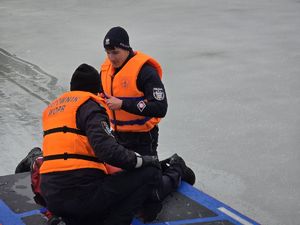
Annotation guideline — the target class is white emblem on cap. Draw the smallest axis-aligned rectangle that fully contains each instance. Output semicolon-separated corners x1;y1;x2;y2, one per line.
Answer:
105;38;110;45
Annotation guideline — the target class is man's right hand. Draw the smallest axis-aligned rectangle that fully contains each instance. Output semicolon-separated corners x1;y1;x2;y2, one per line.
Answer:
142;155;161;169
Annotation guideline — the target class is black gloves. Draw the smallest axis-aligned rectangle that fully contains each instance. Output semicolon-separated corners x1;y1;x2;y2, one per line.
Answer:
135;153;161;169
142;155;161;169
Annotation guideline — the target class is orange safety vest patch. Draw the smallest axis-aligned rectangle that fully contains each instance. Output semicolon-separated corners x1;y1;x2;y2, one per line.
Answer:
40;91;108;174
101;51;163;132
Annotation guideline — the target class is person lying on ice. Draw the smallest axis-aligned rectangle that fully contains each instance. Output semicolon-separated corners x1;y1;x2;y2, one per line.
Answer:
15;64;196;225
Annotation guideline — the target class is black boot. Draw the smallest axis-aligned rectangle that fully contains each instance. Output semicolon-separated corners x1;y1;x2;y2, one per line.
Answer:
15;147;42;173
168;154;196;185
159;156;172;171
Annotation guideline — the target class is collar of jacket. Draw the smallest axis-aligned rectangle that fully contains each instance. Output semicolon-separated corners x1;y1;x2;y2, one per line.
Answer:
114;50;135;75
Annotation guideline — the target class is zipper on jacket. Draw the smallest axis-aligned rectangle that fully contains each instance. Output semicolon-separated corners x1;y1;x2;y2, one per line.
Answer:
110;74;118;132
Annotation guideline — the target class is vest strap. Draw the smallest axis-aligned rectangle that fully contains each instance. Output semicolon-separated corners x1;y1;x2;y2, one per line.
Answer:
43;126;86;137
118;96;144;101
111;117;151;126
43;153;102;163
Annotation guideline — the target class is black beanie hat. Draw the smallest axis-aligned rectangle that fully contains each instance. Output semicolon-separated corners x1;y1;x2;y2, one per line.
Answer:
70;64;100;93
103;26;131;51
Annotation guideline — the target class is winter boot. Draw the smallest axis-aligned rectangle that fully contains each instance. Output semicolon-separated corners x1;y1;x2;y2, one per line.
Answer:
15;147;42;173
168;154;196;185
159;157;171;171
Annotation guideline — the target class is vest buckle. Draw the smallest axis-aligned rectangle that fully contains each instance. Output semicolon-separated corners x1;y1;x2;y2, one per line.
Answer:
62;126;68;133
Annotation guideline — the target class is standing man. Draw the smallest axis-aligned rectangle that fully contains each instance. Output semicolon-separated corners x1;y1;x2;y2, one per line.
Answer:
100;26;195;220
100;26;166;157
39;64;162;225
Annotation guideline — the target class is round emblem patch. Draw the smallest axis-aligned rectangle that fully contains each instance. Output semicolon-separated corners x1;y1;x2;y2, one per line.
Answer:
153;88;165;101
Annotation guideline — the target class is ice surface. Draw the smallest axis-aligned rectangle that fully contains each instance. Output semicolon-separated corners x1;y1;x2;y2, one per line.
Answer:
1;1;300;224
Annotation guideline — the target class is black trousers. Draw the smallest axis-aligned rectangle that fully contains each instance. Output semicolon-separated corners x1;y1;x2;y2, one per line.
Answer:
114;126;181;202
43;167;161;225
113;126;159;156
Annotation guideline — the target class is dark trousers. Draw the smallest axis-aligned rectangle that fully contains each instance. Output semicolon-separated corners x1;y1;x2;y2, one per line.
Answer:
113;126;159;156
43;167;161;225
114;126;181;202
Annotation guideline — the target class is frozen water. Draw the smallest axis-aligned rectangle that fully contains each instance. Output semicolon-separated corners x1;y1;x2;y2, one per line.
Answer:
1;0;300;224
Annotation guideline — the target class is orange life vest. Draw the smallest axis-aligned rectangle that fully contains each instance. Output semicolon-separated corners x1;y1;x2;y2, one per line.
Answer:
101;51;163;132
40;91;108;174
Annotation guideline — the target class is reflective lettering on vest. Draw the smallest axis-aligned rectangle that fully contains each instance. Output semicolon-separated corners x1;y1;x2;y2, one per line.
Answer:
40;91;108;174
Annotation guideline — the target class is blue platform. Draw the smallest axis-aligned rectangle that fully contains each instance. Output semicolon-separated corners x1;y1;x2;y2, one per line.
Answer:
0;173;260;225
